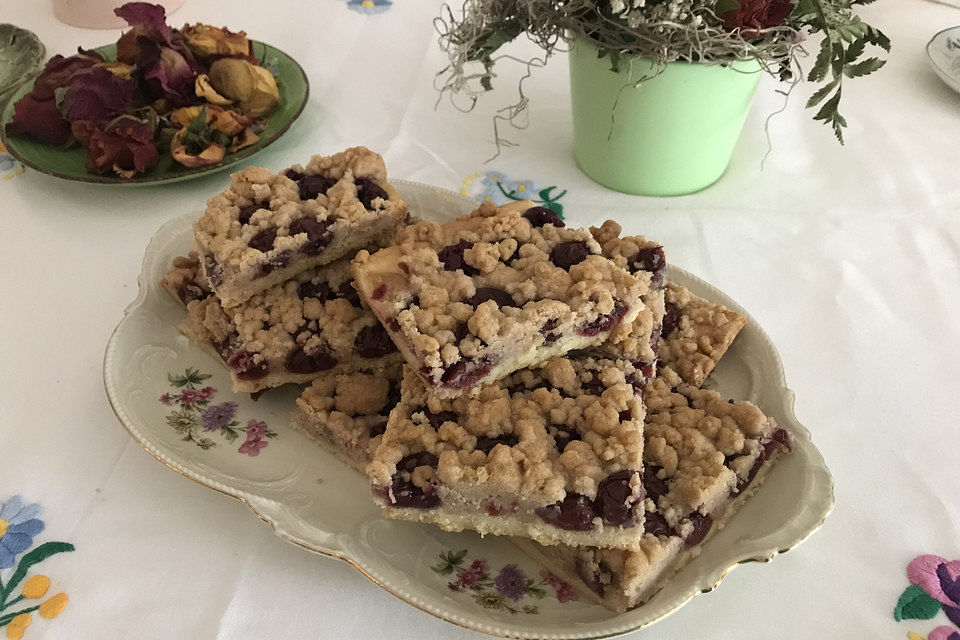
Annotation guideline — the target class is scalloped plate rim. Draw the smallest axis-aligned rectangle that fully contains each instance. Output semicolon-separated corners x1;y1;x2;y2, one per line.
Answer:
103;180;835;639
926;25;960;94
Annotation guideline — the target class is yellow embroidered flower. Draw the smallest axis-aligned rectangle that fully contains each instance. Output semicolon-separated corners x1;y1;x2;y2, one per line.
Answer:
517;184;527;192
908;633;927;640
22;575;50;599
38;593;68;619
5;613;30;639
0;518;8;538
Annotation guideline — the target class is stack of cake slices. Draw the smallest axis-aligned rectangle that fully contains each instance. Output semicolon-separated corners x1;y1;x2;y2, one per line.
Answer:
162;152;792;611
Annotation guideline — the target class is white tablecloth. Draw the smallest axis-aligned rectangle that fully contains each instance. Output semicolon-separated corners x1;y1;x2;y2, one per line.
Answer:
1;1;959;638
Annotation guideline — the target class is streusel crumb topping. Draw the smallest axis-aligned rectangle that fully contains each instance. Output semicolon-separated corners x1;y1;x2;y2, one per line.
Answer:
194;146;405;268
367;356;645;505
353;201;650;375
660;283;747;387
643;366;775;513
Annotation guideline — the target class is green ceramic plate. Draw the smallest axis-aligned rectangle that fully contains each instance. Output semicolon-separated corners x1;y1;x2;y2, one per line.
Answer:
0;40;308;185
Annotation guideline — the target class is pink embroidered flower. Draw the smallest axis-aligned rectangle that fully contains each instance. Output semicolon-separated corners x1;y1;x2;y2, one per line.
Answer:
909;556;960;607
930;626;960;640
239;437;267;456
159;393;173;405
456;559;488;587
541;570;578;603
245;419;268;439
197;386;216;401
178;388;204;405
447;582;462;592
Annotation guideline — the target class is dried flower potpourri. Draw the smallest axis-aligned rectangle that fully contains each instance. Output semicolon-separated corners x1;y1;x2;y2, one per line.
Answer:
4;2;282;178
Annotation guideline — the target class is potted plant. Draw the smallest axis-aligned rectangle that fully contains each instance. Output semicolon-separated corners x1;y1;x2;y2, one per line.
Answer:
436;0;889;196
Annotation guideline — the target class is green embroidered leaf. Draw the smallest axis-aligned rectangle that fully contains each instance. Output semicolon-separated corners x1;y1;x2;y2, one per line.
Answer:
221;426;239;442
894;585;941;621
265;430;278;438
2;542;75;600
522;605;538;614
0;605;40;627
544;201;563;217
196;437;216;450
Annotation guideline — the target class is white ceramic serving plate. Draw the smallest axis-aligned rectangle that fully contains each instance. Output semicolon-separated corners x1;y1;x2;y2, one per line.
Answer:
927;26;960;94
104;181;834;639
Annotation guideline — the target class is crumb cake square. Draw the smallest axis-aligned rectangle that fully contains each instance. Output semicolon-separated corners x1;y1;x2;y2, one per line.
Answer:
352;200;652;399
290;365;402;473
587;220;667;390
161;253;403;393
195;146;408;308
513;366;791;611
366;355;648;549
660;282;746;387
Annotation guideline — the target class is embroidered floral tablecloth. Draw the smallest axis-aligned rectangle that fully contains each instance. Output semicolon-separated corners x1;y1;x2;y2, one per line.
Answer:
1;0;959;638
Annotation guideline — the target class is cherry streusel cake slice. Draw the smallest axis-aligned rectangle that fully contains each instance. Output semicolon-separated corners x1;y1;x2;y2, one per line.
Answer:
587;220;667;393
161;253;402;393
513;366;791;611
352;200;652;399
290;364;402;473
195;146;408;308
366;355;648;549
660;282;746;387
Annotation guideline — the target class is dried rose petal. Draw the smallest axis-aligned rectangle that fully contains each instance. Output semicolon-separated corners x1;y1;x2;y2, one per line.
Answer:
207;58;279;117
181;23;250;57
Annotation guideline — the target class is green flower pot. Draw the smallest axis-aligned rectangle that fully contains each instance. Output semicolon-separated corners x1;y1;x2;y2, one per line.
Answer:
569;39;762;196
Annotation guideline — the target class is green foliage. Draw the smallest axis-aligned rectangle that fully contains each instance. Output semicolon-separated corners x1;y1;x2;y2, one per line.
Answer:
168;367;211;388
431;548;468;575
894;585;942;621
0;542;75;604
183;107;232;155
796;0;889;142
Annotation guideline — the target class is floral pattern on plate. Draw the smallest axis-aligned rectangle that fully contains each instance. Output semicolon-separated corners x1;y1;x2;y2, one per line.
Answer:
160;368;277;454
433;549;576;614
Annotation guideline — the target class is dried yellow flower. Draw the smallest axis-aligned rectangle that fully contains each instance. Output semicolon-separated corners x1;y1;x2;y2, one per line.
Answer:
208;59;279;118
195;75;234;106
181;23;249;57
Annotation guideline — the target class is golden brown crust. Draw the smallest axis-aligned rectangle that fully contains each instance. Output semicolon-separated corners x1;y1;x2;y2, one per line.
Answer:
194;147;407;307
293;365;403;465
367;356;646;505
660;283;746;387
177;256;402;392
352;201;650;396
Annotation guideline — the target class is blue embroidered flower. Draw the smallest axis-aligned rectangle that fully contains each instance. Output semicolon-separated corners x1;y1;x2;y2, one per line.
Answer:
477;171;542;205
464;171;567;218
0;154;16;173
201;402;238;431
0;496;45;569
347;0;392;14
